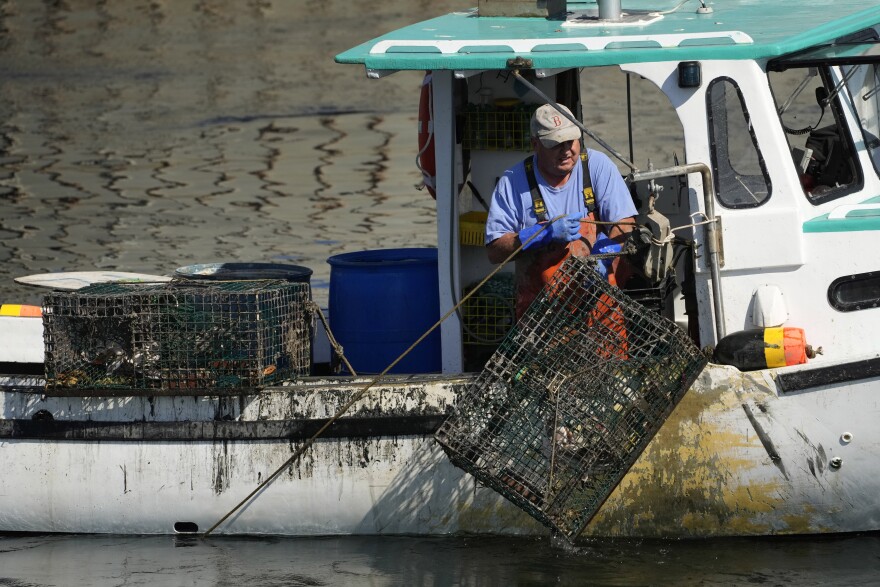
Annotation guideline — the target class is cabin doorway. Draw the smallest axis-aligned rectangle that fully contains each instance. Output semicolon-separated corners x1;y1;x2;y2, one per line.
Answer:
456;66;690;370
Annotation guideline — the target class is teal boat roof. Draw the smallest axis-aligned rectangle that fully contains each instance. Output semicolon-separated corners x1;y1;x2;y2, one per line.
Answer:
336;0;880;73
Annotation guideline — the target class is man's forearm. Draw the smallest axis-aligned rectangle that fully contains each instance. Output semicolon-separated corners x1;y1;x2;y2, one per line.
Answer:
608;216;635;241
486;233;519;264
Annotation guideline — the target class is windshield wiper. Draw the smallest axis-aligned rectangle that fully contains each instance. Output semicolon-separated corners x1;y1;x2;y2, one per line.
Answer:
863;66;880;101
778;68;817;115
824;65;860;106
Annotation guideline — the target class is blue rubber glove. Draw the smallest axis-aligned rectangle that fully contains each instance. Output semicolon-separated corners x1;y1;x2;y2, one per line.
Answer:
518;213;582;251
592;237;621;280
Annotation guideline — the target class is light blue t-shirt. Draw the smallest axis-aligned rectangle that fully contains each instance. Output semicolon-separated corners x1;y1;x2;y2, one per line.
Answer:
485;149;637;244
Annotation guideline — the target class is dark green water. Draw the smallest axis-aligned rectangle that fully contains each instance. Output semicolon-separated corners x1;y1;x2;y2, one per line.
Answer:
2;533;880;586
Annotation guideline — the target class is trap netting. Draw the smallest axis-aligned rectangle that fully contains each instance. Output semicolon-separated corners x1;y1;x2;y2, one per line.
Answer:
43;279;311;392
435;256;707;541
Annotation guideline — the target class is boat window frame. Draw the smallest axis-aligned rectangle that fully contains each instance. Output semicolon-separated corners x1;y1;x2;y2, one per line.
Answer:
828;270;880;312
767;65;865;206
706;76;773;210
768;29;878;202
768;32;880;73
840;59;880;182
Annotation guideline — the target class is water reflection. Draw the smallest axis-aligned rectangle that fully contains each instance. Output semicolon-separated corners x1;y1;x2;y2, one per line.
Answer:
0;1;446;309
1;533;878;586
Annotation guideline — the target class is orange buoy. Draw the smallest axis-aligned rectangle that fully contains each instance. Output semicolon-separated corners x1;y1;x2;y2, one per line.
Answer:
712;327;819;371
0;304;41;317
417;71;437;199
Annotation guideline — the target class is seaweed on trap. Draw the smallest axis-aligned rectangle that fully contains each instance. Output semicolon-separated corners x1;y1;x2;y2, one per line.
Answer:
42;279;311;392
435;255;707;541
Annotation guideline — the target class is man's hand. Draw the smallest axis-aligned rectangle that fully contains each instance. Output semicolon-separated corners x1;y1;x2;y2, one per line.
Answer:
591;237;621;279
518;213;582;251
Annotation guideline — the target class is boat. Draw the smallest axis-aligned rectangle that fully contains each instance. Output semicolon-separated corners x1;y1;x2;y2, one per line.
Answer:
3;0;880;539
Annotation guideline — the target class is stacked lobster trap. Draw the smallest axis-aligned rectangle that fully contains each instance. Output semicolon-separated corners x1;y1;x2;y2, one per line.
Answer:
435;256;707;541
42;279;311;392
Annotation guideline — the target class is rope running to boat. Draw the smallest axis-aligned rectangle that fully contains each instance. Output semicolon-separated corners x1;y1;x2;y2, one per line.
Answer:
203;215;599;536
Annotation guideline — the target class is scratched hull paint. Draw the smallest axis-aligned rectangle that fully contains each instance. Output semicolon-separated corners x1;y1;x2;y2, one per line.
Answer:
586;365;879;538
1;364;877;537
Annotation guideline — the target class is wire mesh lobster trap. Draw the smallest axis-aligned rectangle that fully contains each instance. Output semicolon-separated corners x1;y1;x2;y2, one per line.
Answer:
43;279;311;392
435;256;707;541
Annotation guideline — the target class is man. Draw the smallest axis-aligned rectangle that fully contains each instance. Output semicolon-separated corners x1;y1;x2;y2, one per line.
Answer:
485;103;638;319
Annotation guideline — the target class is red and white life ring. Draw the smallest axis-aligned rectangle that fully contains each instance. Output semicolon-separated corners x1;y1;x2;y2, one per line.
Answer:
417;71;436;199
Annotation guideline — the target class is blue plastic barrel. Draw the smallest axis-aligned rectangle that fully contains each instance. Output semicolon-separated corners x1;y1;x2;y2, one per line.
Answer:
327;248;441;374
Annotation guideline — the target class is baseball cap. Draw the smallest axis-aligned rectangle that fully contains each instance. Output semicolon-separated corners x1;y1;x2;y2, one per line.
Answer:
530;104;581;147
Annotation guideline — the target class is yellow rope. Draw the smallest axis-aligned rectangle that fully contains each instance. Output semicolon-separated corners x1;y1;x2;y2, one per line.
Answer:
310;303;358;377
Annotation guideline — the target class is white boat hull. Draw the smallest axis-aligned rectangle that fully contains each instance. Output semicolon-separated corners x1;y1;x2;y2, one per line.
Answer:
1;362;878;538
1;435;539;536
0;375;541;536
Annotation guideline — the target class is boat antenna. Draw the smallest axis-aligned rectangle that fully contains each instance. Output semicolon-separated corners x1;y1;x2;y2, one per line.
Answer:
509;67;638;172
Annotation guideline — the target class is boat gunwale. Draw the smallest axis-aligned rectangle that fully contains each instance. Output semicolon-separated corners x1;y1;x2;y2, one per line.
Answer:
0;372;476;397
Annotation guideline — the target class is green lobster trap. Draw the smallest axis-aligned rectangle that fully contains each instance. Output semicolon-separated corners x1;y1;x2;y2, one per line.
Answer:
43;279;311;393
461;103;538;151
461;273;516;346
435;256;707;541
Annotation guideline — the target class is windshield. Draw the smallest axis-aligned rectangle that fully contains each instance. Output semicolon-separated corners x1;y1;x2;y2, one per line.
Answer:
769;66;861;204
842;61;880;175
769;33;880;202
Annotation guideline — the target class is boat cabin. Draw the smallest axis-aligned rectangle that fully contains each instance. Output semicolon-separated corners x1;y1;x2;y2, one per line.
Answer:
337;0;880;376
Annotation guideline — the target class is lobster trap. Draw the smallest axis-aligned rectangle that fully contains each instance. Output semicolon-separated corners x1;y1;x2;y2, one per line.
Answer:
435;256;707;541
461;273;516;346
461;103;538;151
43;280;311;393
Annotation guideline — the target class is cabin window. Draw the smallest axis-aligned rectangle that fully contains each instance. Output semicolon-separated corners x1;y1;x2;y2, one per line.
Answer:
843;62;880;179
707;78;771;209
828;271;880;312
769;66;862;204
